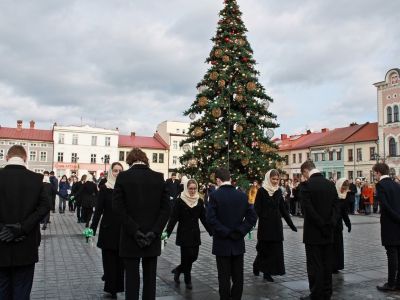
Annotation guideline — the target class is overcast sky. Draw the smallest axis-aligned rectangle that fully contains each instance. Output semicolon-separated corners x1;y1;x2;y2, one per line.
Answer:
0;0;399;138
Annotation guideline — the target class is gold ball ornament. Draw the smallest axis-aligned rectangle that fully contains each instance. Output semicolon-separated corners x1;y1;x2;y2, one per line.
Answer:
215;49;223;58
218;79;226;87
236;38;246;46
199;97;208;106
236;125;243;133
247;82;256;91
214;142;221;149
241;158;250;166
210;173;216;182
210;71;219;81
212;108;222;118
193;127;204;136
222;55;230;62
235;95;243;102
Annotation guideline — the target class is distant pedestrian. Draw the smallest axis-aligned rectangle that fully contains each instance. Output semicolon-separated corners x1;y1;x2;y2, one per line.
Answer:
354;179;362;214
166;172;181;205
346;179;356;214
362;182;374;215
76;174;98;227
58;175;69;214
373;163;400;292
72;175;86;223
0;145;50;299
49;171;58;213
206;167;257;300
248;180;259;208
204;182;215;209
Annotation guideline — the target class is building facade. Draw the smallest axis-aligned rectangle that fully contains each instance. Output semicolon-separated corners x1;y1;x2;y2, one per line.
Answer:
52;124;119;179
0;120;53;173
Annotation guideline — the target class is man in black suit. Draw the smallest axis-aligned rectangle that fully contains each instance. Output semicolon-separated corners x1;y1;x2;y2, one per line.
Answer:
373;163;400;292
49;171;58;213
206;168;257;300
0;145;50;299
113;148;171;300
346;179;356;214
165;172;181;205
299;161;340;300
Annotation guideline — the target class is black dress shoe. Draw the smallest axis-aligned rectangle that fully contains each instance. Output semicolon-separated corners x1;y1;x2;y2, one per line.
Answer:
263;274;274;282
332;270;339;274
377;283;396;291
300;295;311;300
253;267;260;276
172;268;180;284
185;282;193;289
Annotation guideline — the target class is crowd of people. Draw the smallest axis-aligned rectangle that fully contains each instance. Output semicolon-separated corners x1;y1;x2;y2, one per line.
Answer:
0;145;400;300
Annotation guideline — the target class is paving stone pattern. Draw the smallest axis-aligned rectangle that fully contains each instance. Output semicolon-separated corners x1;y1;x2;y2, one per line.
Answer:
31;209;400;299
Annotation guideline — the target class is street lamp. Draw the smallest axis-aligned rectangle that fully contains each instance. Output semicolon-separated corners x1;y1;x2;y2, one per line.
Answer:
101;155;110;174
372;153;381;163
389;167;396;179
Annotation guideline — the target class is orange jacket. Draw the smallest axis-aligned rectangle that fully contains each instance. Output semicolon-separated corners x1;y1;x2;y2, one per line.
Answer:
362;187;374;205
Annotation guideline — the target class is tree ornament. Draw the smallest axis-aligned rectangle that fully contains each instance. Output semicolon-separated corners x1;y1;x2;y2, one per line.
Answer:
235;95;243;102
183;144;192;153
241;158;250;166
262;100;270;109
199;96;208;106
189;113;196;120
212;108;222;117
260;142;270;153
218;79;226;87
222;55;230;62
236;38;246;46
193;127;204;136
225;37;230;42
247;82;256;91
210;173;216;182
266;129;274;139
236;125;243;133
214;142;221;149
242;57;247;62
215;49;223;58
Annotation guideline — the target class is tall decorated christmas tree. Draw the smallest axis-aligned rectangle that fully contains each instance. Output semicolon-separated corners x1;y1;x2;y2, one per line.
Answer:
177;0;283;189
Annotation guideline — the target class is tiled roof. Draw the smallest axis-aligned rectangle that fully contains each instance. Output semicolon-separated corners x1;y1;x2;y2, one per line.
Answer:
278;134;310;150
119;134;169;150
343;122;378;143
290;131;333;150
0;127;53;142
309;124;365;147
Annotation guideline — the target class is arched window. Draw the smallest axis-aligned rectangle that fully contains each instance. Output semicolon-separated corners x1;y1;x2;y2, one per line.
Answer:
387;107;393;123
389;138;396;156
394;105;399;122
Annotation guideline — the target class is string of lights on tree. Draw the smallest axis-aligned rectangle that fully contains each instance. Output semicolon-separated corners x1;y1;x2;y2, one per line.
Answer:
176;0;284;189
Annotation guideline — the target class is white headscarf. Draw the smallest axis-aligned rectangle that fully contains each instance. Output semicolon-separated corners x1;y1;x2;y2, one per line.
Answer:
105;164;121;189
180;178;199;208
262;169;280;196
335;177;349;199
43;175;50;183
86;174;94;182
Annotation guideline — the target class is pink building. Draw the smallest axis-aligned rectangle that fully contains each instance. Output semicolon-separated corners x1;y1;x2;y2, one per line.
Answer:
374;68;400;176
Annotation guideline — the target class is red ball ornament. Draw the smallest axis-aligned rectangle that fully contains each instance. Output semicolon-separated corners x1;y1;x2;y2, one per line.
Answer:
225;37;230;42
233;181;237;185
232;9;236;13
216;62;220;66
242;105;246;108
211;61;215;65
242;57;247;62
227;19;231;24
217;90;221;94
244;99;248;102
210;150;213;153
230;40;234;44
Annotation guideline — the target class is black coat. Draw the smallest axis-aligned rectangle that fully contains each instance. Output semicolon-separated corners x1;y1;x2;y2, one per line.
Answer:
376;177;400;246
112;164;171;258
76;182;98;208
90;185;121;250
72;181;83;205
254;188;294;241
345;183;356;203
166;178;181;200
166;197;212;247
0;165;50;267
335;200;351;232
206;185;257;256
300;173;340;245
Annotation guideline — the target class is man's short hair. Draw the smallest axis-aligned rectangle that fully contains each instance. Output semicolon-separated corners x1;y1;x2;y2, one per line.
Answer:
372;163;390;175
50;171;55;175
7;145;27;158
44;171;49;175
215;168;230;182
300;160;315;173
171;172;176;177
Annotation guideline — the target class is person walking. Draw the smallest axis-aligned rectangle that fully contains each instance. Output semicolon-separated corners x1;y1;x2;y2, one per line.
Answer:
332;178;351;274
354;179;361;214
206;167;257;300
58;175;69;214
49;171;58;213
113;148;171;300
204;182;215;210
0;145;50;299
253;169;297;282
299;161;340;300
346;179;356;215
166;172;181;205
165;178;212;289
76;174;98;227
68;177;77;213
72;175;86;223
362;182;374;215
373;163;400;292
90;163;124;299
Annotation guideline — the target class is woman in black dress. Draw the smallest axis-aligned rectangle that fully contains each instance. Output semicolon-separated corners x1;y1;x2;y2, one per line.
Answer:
253;169;297;282
90;163;124;299
76;174;98;227
165;178;212;289
332;178;351;274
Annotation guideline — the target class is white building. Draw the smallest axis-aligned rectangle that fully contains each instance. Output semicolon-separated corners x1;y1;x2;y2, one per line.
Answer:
52;123;119;179
156;121;190;177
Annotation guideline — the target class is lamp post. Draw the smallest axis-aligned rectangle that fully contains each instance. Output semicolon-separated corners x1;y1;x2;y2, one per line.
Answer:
389;167;396;179
101;155;110;174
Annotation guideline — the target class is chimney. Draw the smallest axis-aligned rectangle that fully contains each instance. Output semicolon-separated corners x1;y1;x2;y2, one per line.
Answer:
307;129;311;135
350;122;358;126
17;120;22;131
131;132;135;137
281;134;287;140
321;128;329;132
30;120;35;129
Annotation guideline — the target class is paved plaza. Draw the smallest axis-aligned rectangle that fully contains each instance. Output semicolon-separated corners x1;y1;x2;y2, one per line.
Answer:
31;210;400;300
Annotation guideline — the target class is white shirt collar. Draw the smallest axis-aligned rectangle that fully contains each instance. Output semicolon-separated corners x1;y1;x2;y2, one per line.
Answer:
379;175;390;181
221;181;231;186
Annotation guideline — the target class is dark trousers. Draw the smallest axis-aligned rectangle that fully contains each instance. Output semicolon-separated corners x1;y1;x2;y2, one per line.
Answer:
51;194;56;211
124;256;157;300
385;245;400;286
176;246;199;284
290;200;296;215
76;205;82;221
102;249;124;295
348;201;354;214
68;200;75;212
284;198;290;213
216;254;244;300
0;264;35;300
59;197;66;212
82;207;93;226
305;244;333;300
373;196;379;213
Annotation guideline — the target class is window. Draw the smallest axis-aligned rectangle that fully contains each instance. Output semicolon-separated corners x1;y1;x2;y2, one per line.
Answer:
105;137;111;146
30;151;36;161
58;133;64;144
0;141;4;145
388;107;393;123
337;151;341;160
71;153;78;162
370;147;376;160
357;171;363;178
321;153;326;161
306;152;310;160
91;136;97;146
292;154;296;164
90;154;96;163
40;144;47;147
299;153;302;163
182;129;186;134
34;169;44;174
173;141;178;150
19;142;26;146
348;149;353;161
56;169;65;178
119;151;125;161
30;143;37;147
72;134;78;145
336;172;341;179
356;148;362;161
0;149;4;160
285;155;289;165
159;153;164;163
389;138;396;156
152;153;157;163
9;142;16;145
395;105;399;122
348;171;353;180
176;129;180;134
328;152;333;161
172;156;178;165
57;152;64;162
314;154;318;162
40;152;47;162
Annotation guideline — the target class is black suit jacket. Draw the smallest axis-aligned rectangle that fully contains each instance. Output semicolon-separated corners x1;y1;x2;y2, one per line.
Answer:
112;164;171;258
76;182;98;208
0;165;50;267
254;188;294;241
376;177;400;246
345;183;356;203
166;178;181;200
300;173;340;245
91;185;121;250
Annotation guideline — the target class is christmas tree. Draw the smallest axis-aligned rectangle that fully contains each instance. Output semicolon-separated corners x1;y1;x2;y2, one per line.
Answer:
178;0;283;189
